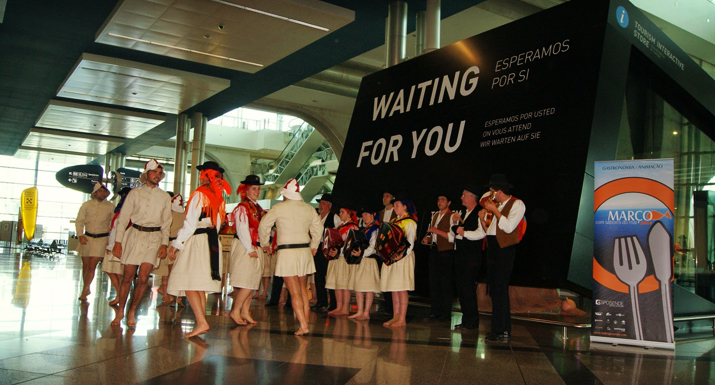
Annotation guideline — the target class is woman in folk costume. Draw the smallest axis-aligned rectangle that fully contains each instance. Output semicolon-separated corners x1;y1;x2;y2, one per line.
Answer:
348;207;381;320
326;204;359;316
103;186;131;306
156;193;185;305
258;178;323;336
227;175;266;325
167;161;231;338
381;198;418;327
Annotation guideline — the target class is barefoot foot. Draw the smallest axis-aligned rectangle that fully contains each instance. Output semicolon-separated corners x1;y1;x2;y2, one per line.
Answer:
241;313;257;324
111;312;124;326
229;312;247;326
185;324;210;338
127;311;137;328
347;313;360;319
295;327;310;336
356;314;371;321
390;321;406;327
108;297;119;306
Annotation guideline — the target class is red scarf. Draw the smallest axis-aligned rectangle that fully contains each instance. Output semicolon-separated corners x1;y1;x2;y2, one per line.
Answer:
188;185;226;228
338;221;359;240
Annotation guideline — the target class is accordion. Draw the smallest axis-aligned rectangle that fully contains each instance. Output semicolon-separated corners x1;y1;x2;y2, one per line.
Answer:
322;227;343;260
376;222;411;266
344;229;368;264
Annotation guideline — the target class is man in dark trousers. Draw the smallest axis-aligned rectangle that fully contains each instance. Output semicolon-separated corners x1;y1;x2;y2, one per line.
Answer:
476;174;526;341
311;194;341;312
424;194;456;322
449;185;482;330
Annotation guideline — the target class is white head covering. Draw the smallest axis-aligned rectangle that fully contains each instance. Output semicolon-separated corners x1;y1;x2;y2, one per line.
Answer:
92;182;106;194
279;178;302;200
171;194;184;213
139;158;164;184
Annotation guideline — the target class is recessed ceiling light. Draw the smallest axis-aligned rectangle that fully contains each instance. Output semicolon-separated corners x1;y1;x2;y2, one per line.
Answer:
107;33;264;68
211;0;329;31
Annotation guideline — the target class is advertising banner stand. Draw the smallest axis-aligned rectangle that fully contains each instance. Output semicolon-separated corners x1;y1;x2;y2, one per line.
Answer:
591;159;675;350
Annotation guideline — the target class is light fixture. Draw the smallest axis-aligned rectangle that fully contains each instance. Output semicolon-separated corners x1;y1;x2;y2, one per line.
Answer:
211;0;330;31
673;131;678;135
107;33;264;68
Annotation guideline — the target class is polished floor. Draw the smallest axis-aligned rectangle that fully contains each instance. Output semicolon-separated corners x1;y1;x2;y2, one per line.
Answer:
1;249;715;385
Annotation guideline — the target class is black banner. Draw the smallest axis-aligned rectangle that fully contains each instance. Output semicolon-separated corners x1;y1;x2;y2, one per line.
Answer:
332;0;611;291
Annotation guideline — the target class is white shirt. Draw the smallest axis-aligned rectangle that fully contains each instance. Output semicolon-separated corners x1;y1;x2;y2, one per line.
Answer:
75;199;115;235
114;185;172;246
463;196;525;240
171;192;221;251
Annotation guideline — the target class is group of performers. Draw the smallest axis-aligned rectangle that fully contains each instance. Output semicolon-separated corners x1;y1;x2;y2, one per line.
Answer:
75;158;522;340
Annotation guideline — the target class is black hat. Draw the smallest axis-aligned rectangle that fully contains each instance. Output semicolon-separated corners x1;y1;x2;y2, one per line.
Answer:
485;174;514;191
318;193;333;203
240;174;263;185
463;185;480;196
196;161;225;174
118;187;132;196
435;192;452;202
338;202;356;213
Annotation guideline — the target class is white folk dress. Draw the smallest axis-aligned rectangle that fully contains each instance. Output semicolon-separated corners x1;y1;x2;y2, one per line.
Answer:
379;216;417;292
167;192;223;297
326;222;358;291
228;202;264;290
351;224;381;293
114;185;172;267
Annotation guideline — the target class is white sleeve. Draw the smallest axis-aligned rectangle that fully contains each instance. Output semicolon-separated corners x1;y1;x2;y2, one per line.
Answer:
235;205;255;251
364;230;377;257
171;193;203;250
404;220;416;256
498;199;525;234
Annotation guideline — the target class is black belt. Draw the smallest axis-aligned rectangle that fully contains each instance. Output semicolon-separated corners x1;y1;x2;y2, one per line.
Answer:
276;243;310;251
85;232;109;238
169;236;177;241
232;234;260;247
132;224;161;232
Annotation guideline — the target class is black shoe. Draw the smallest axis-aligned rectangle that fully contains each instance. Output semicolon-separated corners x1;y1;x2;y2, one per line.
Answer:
454;323;478;330
485;331;510;341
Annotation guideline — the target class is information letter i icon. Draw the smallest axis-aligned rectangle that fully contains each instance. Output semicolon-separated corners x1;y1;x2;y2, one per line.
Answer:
616;6;629;28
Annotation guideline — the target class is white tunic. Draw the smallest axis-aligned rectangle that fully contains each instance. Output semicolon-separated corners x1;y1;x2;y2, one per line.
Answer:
258;199;322;277
75;199;115;257
380;216;417;292
114;185;172;267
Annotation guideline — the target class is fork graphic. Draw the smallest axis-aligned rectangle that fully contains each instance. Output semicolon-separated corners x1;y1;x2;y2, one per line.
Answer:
613;236;648;340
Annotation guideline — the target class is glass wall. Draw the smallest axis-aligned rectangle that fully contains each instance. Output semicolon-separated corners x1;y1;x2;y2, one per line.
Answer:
0;151;92;242
617;55;715;303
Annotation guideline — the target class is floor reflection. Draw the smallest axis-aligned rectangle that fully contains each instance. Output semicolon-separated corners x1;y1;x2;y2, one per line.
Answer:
0;251;714;384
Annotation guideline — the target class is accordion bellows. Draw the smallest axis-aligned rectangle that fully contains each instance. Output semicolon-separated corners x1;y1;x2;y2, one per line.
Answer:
376;222;410;266
344;229;368;264
322;228;343;260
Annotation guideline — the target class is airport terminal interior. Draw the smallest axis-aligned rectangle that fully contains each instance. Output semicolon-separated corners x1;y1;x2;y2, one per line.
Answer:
2;0;715;384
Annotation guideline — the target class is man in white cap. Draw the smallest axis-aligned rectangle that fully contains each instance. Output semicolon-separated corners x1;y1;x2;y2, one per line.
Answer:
111;159;172;327
75;182;114;301
258;178;323;336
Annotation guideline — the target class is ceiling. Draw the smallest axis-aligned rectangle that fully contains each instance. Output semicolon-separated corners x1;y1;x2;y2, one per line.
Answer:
1;0;713;163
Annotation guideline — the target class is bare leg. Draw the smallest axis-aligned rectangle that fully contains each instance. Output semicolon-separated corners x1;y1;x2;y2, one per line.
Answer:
358;292;374;320
383;292;400;326
309;281;317;306
257;277;270;300
279;287;288;307
349;292;364;319
390;291;408;327
126;263;154;327
159;275;170;303
112;264;138;326
185;290;210;337
79;256;101;300
330;289;349;316
107;272;122;306
229;287;251;325
284;275;310;335
240;291;257;324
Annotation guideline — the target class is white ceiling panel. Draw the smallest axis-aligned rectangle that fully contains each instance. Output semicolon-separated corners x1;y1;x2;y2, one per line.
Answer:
95;0;355;73
36;100;165;138
57;53;230;114
21;131;123;156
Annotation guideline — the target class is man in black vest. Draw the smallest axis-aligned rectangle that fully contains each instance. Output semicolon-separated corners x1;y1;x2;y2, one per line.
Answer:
478;174;525;341
450;185;483;330
423;194;456;322
312;193;340;312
